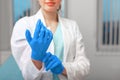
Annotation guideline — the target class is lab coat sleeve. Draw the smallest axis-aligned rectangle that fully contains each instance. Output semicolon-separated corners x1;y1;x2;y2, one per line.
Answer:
63;22;90;80
11;17;44;80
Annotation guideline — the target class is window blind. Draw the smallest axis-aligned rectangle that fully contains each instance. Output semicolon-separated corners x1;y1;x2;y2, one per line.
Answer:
97;0;120;51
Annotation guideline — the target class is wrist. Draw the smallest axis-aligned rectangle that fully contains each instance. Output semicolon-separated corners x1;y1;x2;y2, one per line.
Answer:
31;51;46;62
32;59;43;70
62;68;67;77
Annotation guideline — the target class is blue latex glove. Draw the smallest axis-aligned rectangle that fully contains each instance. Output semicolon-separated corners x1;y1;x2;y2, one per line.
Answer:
25;20;53;61
43;52;64;74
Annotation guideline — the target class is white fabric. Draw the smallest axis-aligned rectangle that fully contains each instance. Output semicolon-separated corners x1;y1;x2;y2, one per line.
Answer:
11;9;90;80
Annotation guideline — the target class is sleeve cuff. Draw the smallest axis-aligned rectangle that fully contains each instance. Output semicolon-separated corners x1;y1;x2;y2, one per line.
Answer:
25;60;44;79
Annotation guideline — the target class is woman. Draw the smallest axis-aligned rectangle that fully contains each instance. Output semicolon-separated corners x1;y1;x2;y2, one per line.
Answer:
11;0;90;80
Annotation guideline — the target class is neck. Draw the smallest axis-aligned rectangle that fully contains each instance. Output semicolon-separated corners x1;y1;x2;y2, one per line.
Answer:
41;9;59;33
42;9;58;22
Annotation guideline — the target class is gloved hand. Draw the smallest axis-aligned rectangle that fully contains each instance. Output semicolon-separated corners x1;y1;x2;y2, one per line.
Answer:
43;52;64;74
25;20;53;61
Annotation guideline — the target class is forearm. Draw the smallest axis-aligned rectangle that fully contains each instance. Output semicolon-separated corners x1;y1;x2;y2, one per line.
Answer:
32;59;43;70
62;68;67;77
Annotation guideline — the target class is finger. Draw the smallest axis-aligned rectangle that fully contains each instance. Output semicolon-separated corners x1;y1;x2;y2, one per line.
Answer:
33;19;42;39
46;55;57;71
44;29;49;42
41;29;50;52
50;60;60;69
25;29;32;44
43;52;52;63
45;54;54;67
49;56;61;69
43;30;53;51
39;27;45;39
46;60;56;71
48;30;53;42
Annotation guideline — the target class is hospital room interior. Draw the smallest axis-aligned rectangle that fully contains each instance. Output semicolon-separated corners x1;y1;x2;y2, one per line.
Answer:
0;0;120;80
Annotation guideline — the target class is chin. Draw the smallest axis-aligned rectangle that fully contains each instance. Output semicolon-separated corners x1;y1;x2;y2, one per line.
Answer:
44;7;57;13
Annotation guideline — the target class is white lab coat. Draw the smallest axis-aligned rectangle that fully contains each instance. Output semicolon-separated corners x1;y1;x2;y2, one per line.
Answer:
11;9;90;80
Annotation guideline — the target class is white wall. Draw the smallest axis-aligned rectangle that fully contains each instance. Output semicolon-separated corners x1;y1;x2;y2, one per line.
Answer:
0;0;12;51
67;0;120;80
0;0;12;64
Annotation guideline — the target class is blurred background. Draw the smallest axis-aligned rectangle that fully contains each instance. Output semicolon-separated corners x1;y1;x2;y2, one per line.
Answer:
0;0;120;80
0;0;39;65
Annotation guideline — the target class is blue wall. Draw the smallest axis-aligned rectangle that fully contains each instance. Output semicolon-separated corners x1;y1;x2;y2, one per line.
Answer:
13;0;31;22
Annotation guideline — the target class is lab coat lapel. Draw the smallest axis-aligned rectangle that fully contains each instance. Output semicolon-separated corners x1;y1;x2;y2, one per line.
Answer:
35;9;46;27
58;16;69;62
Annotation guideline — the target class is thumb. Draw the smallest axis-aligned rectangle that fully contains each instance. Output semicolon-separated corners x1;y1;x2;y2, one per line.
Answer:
25;29;32;44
